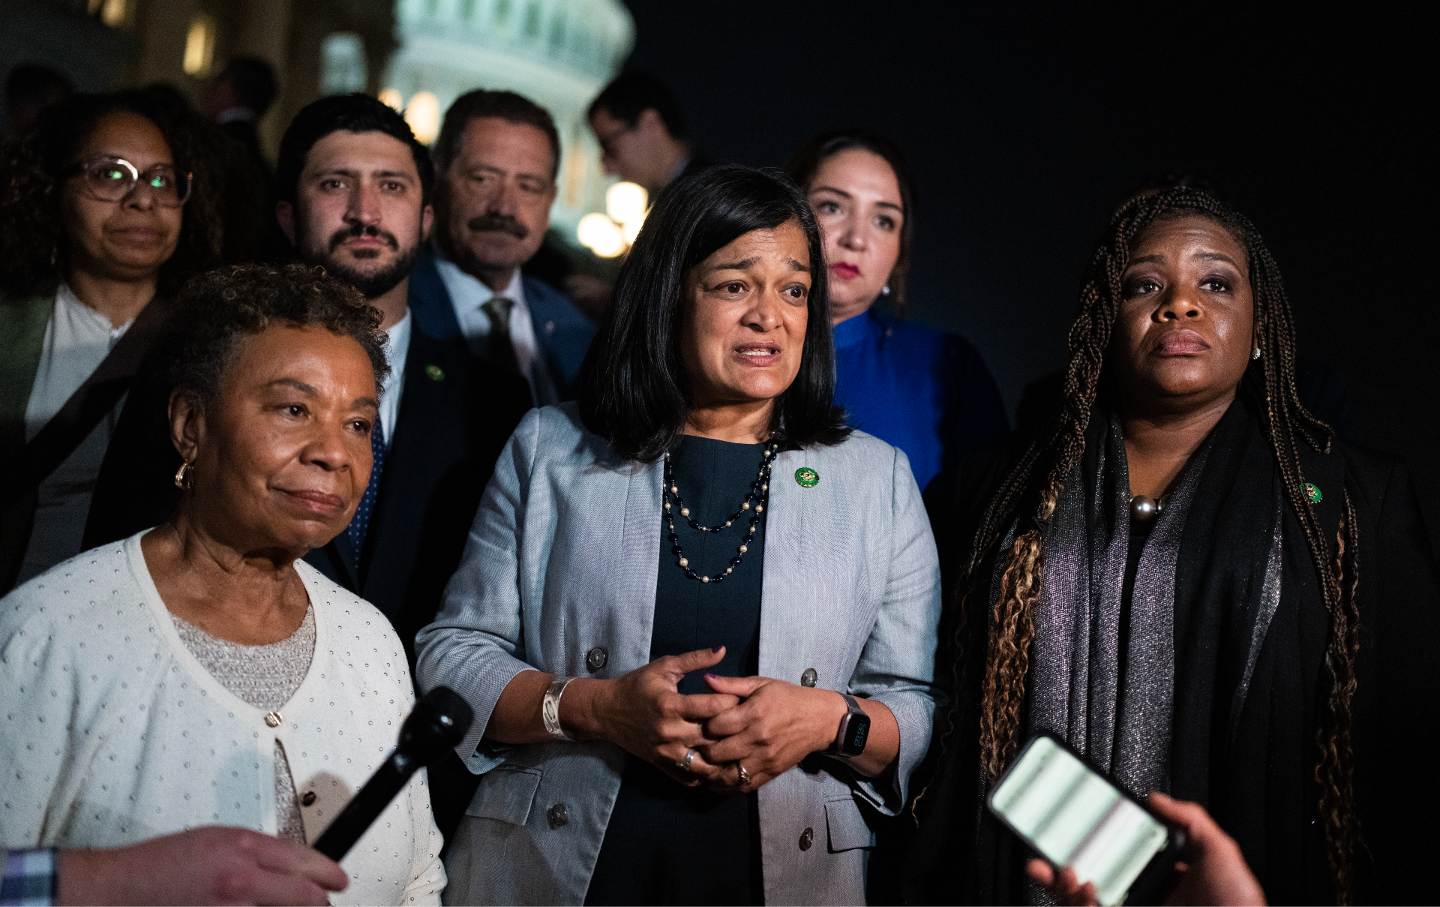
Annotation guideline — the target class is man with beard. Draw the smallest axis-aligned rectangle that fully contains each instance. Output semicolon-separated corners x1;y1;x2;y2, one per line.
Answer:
273;93;529;666
409;89;594;404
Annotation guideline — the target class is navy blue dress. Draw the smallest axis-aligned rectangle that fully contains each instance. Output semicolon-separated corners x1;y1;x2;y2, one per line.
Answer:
833;307;1008;491
584;435;766;905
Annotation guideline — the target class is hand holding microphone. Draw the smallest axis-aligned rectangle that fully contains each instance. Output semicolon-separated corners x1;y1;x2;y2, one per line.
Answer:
313;686;473;861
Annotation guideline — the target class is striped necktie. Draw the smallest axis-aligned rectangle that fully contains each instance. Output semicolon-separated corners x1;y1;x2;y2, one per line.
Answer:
345;415;386;564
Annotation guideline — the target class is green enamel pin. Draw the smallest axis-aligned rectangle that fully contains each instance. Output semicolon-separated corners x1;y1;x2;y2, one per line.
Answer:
794;467;819;488
425;363;445;382
1303;482;1323;504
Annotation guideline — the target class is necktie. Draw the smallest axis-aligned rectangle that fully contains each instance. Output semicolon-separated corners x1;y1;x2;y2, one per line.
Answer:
345;414;386;565
482;296;520;376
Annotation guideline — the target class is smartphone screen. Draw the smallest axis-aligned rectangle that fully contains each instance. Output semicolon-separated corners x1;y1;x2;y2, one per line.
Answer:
987;735;1170;906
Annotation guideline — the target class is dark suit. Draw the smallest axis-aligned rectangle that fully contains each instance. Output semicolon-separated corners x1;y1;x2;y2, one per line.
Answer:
302;325;529;654
302;324;528;846
408;246;595;401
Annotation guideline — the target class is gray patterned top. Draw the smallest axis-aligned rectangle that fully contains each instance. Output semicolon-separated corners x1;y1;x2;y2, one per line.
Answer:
171;606;316;842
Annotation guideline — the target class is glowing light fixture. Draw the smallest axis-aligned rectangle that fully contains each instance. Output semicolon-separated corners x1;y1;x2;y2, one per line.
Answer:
95;0;128;27
578;181;648;259
577;212;626;259
404;91;441;145
378;88;405;111
182;15;217;77
605;181;648;230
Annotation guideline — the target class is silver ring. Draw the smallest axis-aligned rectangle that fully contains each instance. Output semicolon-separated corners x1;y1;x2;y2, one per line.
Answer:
736;762;751;785
682;748;697;773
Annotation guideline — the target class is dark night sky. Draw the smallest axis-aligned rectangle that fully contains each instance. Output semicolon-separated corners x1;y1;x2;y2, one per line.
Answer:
620;3;1439;540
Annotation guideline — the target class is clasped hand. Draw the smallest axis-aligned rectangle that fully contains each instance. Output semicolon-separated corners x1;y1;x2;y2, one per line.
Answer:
598;645;837;792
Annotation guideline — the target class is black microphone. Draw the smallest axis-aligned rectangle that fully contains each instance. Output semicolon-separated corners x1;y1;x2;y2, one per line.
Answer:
313;685;473;861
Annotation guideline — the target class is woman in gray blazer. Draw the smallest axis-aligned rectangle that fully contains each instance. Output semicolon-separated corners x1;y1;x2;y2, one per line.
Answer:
416;166;941;905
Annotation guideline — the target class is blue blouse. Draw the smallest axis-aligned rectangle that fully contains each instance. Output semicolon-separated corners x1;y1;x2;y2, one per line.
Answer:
832;307;1008;491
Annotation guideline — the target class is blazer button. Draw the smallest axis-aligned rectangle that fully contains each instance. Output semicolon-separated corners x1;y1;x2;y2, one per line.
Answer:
800;668;818;688
798;826;814;851
586;647;609;672
301;791;317;806
547;803;569;829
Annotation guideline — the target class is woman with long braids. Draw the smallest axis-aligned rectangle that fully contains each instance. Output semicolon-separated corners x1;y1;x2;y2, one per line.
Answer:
907;186;1439;904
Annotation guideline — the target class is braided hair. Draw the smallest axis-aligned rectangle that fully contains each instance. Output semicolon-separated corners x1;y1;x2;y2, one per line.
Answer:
949;186;1361;901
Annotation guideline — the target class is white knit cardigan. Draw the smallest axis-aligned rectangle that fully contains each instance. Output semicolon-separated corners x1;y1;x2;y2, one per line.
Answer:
0;533;445;904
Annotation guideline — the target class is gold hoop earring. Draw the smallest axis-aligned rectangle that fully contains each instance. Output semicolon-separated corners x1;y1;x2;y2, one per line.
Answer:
173;460;194;490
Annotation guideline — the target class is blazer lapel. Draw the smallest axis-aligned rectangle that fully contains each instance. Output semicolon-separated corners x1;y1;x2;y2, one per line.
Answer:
362;331;449;577
592;456;664;674
408;248;463;342
757;447;830;686
0;294;54;460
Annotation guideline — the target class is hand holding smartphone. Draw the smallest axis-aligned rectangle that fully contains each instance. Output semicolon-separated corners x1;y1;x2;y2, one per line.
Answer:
986;734;1184;906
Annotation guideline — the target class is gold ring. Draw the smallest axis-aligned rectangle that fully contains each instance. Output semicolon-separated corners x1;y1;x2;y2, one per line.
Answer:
736;762;752;785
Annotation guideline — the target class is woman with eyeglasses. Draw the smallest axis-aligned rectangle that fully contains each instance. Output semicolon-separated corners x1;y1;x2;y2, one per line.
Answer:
0;89;221;592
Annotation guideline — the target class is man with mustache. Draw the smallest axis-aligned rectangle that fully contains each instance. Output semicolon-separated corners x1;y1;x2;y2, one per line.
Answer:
273;93;528;670
409;89;594;404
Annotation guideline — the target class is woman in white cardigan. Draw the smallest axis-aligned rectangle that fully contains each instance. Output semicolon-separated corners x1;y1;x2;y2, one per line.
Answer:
0;264;444;905
417;166;941;905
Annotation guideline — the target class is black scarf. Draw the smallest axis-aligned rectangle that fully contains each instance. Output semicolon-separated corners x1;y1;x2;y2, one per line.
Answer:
908;393;1352;904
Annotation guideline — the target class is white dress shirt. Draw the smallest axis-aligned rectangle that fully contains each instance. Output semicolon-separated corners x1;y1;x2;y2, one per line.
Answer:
19;283;133;583
431;247;554;404
380;309;410;442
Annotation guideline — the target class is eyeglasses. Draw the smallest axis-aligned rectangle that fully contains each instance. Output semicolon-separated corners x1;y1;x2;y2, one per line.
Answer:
68;155;193;208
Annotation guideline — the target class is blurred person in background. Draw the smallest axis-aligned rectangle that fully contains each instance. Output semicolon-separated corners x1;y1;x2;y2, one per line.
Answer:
409;89;594;404
788;130;1007;493
0;89;221;592
2;62;73;140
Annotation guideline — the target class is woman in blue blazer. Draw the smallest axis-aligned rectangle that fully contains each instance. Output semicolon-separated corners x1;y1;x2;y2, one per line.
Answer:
416;166;941;905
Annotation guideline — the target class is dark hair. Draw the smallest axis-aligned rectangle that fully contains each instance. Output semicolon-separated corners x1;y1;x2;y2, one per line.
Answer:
786;130;917;313
0;90;223;298
276;93;435;206
579;165;848;461
166;263;388;411
216;56;278;117
433;89;560;179
587;70;688;140
950;187;1360;902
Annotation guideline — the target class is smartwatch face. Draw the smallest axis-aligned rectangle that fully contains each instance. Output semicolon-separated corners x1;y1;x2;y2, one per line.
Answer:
841;713;871;755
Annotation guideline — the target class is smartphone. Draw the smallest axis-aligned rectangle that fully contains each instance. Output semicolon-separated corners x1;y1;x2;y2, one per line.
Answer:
986;733;1183;906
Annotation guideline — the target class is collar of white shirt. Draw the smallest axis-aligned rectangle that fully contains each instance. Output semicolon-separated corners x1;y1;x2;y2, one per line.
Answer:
431;243;550;403
378;308;411;442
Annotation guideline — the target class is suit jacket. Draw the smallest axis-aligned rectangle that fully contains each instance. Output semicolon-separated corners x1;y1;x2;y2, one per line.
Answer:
415;405;942;905
408;247;594;400
0;294;56;591
301;326;530;653
2;292;168;592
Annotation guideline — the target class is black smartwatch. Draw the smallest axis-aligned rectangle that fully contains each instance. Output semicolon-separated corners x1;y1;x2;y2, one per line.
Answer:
829;692;871;757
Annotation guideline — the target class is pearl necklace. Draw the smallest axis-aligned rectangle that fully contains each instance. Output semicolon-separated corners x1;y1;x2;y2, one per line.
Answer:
662;440;778;584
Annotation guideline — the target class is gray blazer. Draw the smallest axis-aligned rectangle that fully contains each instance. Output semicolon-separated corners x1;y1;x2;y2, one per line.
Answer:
416;404;941;905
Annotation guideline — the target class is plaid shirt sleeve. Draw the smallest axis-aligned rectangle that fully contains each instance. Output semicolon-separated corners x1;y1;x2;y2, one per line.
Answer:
0;850;55;907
